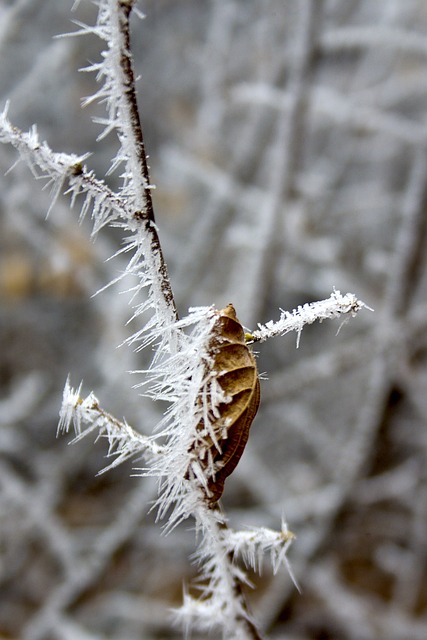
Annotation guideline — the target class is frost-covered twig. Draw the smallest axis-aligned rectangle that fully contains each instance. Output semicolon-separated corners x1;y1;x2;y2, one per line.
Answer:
177;503;266;640
73;0;178;322
223;521;297;578
248;290;370;346
58;289;370;636
58;378;165;473
0;106;88;212
0;108;175;345
59;303;277;638
0;107;137;237
0;1;177;337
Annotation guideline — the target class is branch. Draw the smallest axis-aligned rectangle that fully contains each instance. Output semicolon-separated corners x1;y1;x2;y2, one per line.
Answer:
58;378;164;472
110;0;178;319
177;504;265;640
223;521;297;579
248;289;371;346
114;0;154;221
74;0;178;322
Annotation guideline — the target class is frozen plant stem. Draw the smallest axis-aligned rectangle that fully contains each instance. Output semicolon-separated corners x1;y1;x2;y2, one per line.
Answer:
84;0;178;323
248;290;370;346
187;505;264;640
115;0;155;220
113;0;178;320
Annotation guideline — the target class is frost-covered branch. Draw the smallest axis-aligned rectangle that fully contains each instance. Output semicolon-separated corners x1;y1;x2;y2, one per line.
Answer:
0;0;177;335
56;288;368;636
249;290;370;345
183;517;298;638
0;105;89;213
58;378;165;473
74;0;178;323
59;304;290;638
57;287;367;634
0;108;175;340
0;106;131;225
223;522;297;577
177;504;266;640
77;0;149;209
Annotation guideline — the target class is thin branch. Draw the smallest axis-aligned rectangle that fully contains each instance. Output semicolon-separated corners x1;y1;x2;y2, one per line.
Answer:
110;0;178;320
178;504;266;640
60;0;178;322
0;105;177;330
115;0;154;221
248;290;370;345
58;379;164;472
223;521;297;578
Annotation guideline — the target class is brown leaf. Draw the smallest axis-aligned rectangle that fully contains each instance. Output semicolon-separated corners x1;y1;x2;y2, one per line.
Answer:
191;304;260;504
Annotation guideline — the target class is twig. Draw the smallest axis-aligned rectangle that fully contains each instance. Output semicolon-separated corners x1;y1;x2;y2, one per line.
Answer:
112;0;178;320
248;290;369;346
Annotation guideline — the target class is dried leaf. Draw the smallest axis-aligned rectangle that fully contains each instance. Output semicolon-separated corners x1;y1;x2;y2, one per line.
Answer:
191;304;260;504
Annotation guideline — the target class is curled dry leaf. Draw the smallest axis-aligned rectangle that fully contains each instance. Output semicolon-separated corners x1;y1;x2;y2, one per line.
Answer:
192;303;260;504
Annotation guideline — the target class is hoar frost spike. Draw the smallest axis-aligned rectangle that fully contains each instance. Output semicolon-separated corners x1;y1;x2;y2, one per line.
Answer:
191;303;260;504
